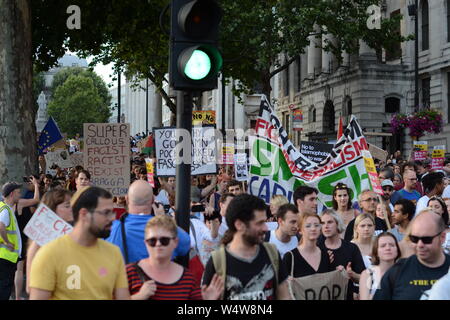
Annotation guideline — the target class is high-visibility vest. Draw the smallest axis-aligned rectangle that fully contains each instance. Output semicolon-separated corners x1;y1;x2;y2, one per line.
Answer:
0;201;19;263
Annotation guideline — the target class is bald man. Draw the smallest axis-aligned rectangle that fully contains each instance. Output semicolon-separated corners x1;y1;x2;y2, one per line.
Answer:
373;210;450;300
106;180;190;264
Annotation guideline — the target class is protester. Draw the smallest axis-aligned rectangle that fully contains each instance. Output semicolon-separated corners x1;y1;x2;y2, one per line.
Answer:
293;186;318;216
415;160;431;182
29;187;130;300
373;209;450;300
209;173;231;211
43;174;53;193
202;194;291;300
427;196;450;253
389;199;415;242
217;193;235;237
344;190;387;241
266;204;300;257
351;213;376;269
359;232;401;300
378;167;394;181
393;173;403;191
74;169;91;191
26;189;73;294
201;211;223;266
380;179;395;211
319;210;365;300
0;182;23;300
390;170;421;205
415;172;446;215
444;197;450;217
156;177;176;206
332;183;359;235
113;196;127;220
269;194;289;221
106;180;190;264
375;200;392;229
283;213;331;278
226;180;243;196
126;215;223;300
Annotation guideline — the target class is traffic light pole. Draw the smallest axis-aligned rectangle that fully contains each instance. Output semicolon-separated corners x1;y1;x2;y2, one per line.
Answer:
175;90;192;268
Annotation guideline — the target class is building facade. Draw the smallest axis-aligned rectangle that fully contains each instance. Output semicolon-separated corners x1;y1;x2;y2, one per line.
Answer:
276;0;450;156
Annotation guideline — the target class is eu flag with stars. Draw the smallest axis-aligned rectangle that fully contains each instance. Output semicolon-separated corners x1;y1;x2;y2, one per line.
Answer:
38;117;63;155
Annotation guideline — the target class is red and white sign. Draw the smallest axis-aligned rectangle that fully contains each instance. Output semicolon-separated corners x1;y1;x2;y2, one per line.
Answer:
24;203;73;246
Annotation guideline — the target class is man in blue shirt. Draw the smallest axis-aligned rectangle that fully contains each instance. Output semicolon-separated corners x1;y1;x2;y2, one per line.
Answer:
390;170;421;205
106;180;190;264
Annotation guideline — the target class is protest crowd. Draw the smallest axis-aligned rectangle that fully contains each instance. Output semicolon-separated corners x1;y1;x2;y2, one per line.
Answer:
1;113;450;301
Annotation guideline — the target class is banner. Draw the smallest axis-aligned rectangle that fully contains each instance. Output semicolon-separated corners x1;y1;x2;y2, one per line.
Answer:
45;149;73;170
23;203;73;246
368;143;388;162
249;96;371;208
154;126;217;176
363;150;383;195
292;109;303;131
413;141;428;161
288;270;349;300
234;153;249;181
83;123;130;196
431;145;446;170
145;158;155;187
193;110;216;125
300;141;333;163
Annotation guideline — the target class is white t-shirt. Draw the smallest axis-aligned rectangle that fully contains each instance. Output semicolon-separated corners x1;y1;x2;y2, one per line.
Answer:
189;218;217;250
415;195;430;216
268;230;298;258
155;190;169;205
218;220;228;237
266;222;278;231
427;268;450;300
0;205;22;257
443;185;450;198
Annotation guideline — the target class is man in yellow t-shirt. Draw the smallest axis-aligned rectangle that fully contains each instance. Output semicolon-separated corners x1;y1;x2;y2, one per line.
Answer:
29;187;130;300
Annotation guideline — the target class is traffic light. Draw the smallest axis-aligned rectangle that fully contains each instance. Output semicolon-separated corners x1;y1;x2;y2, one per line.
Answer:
169;0;223;91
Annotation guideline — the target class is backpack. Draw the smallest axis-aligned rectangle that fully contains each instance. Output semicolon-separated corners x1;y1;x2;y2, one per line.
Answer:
211;243;280;298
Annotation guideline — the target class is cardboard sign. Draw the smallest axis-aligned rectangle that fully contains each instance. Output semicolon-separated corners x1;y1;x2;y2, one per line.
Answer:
154;126;217;176
414;141;428;161
193;110;216;125
222;143;235;165
83;123;130;196
432;145;446;170
292;109;303;131
234;153;249;181
300;141;333;164
145;158;155;187
23;203;73;246
288;270;349;300
363;150;383;195
69;152;83;167
45;149;73;169
368;143;388;162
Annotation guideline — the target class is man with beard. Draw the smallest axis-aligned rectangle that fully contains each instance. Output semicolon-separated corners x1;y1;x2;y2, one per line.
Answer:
202;194;291;300
373;209;450;300
29;187;130;300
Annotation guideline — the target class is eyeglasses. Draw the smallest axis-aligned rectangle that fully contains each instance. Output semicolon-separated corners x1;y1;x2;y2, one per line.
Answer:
362;197;379;202
409;232;442;244
145;237;176;247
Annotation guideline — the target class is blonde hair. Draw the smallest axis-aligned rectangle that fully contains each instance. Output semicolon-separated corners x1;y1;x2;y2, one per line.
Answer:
270;195;289;209
145;215;178;238
321;209;346;234
353;213;375;241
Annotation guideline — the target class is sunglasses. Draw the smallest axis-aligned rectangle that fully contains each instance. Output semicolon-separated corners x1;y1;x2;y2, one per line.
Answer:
335;184;348;189
382;187;394;191
145;237;176;247
409;232;442;244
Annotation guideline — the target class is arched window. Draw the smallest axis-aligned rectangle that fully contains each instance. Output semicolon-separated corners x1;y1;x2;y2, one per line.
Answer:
309;106;316;123
323;100;335;132
421;0;429;51
385;97;400;113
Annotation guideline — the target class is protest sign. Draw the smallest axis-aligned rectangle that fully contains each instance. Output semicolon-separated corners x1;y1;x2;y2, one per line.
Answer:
222;143;235;165
363;150;383;195
234;153;249;181
69;152;83;167
193;110;216;125
292;109;303;131
45;149;73;170
300;141;333;163
431;145;446;170
154;126;217;176
83;123;130;196
288;270;349;300
23;203;73;247
249;96;371;208
413;141;428;161
145;158;155;187
368;143;388;162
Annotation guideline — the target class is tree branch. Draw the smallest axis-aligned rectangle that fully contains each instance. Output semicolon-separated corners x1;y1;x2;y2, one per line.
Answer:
269;55;299;79
147;72;176;114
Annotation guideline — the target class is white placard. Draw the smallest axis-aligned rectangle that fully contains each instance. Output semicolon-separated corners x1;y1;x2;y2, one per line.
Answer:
23;203;73;246
234;153;249;181
45;149;73;169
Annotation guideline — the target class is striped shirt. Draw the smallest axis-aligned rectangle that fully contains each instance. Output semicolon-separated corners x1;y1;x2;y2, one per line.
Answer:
126;263;202;300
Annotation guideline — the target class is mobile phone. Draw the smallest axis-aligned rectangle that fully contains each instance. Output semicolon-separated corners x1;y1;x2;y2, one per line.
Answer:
191;204;206;212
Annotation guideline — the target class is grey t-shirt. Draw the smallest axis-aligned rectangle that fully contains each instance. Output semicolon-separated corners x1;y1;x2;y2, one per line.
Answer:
389;226;405;242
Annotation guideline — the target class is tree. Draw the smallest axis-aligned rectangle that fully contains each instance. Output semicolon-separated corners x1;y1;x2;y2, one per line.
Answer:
47;75;111;136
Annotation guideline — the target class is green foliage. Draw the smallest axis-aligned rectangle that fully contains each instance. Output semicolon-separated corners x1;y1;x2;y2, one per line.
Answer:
47;75;111;136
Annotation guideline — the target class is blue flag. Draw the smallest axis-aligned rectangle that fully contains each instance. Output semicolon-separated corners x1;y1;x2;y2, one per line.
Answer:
38;117;63;155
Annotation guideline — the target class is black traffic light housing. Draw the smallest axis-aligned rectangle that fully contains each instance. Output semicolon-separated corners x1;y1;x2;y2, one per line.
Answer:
169;0;223;91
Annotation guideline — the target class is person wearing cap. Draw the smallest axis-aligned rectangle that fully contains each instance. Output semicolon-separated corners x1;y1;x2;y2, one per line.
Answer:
0;182;23;300
381;179;395;212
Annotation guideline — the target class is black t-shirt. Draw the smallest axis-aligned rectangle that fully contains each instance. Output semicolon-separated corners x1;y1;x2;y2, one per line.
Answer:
282;247;332;278
373;254;450;300
344;216;388;242
318;238;366;299
202;244;288;300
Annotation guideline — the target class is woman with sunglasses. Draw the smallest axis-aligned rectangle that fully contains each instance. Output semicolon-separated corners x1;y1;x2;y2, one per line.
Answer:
359;232;401;300
351;213;376;269
427;196;450;254
332;183;360;237
126;215;223;300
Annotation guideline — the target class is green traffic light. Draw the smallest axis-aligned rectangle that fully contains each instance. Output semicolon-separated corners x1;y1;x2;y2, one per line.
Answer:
184;50;211;80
